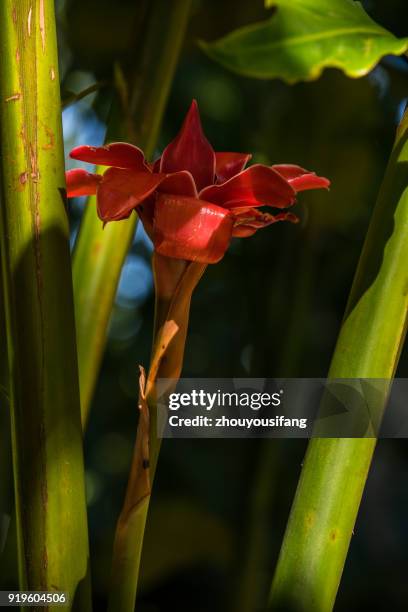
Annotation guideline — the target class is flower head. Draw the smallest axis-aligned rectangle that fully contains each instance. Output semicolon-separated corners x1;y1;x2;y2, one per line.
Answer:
66;100;330;263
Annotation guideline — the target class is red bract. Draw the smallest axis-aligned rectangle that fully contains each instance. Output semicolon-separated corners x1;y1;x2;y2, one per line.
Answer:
66;100;330;264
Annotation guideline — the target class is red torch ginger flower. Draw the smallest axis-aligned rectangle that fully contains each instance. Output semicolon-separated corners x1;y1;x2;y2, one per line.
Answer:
66;100;330;264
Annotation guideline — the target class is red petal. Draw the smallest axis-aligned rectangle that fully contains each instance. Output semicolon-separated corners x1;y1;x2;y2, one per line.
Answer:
65;168;102;197
215;152;251;183
200;164;295;209
157;171;198;197
232;211;299;237
70;142;147;170
138;171;197;238
271;164;308;180
153;194;233;264
97;168;165;222
152;157;161;173
232;207;270;223
273;164;330;192
137;195;155;239
288;174;330;192
160;100;215;191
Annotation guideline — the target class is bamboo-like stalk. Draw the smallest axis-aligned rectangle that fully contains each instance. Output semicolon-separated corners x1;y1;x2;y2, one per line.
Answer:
108;255;206;612
0;2;91;608
73;0;192;427
269;110;408;611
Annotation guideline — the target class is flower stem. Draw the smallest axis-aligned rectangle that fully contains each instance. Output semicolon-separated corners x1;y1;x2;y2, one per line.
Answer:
73;0;192;427
0;1;91;607
269;110;408;611
108;254;206;612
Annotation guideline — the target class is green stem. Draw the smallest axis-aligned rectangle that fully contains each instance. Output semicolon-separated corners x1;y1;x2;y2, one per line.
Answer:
61;81;107;110
73;0;192;427
269;111;408;611
108;255;206;612
0;2;91;608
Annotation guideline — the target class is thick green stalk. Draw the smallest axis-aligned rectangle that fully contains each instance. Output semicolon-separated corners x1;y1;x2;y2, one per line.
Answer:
73;0;192;427
0;2;91;608
269;112;408;612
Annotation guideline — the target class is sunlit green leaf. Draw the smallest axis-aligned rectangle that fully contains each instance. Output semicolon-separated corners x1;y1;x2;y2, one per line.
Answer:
200;0;408;83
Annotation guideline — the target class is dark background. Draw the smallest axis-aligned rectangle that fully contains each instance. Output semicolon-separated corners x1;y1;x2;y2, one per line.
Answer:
2;0;408;610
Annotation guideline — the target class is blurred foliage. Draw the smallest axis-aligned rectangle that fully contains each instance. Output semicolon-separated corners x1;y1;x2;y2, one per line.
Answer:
200;0;408;83
2;0;408;610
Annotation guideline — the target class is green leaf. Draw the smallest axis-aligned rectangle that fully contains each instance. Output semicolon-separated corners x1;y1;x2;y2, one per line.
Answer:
200;0;408;83
268;108;408;612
